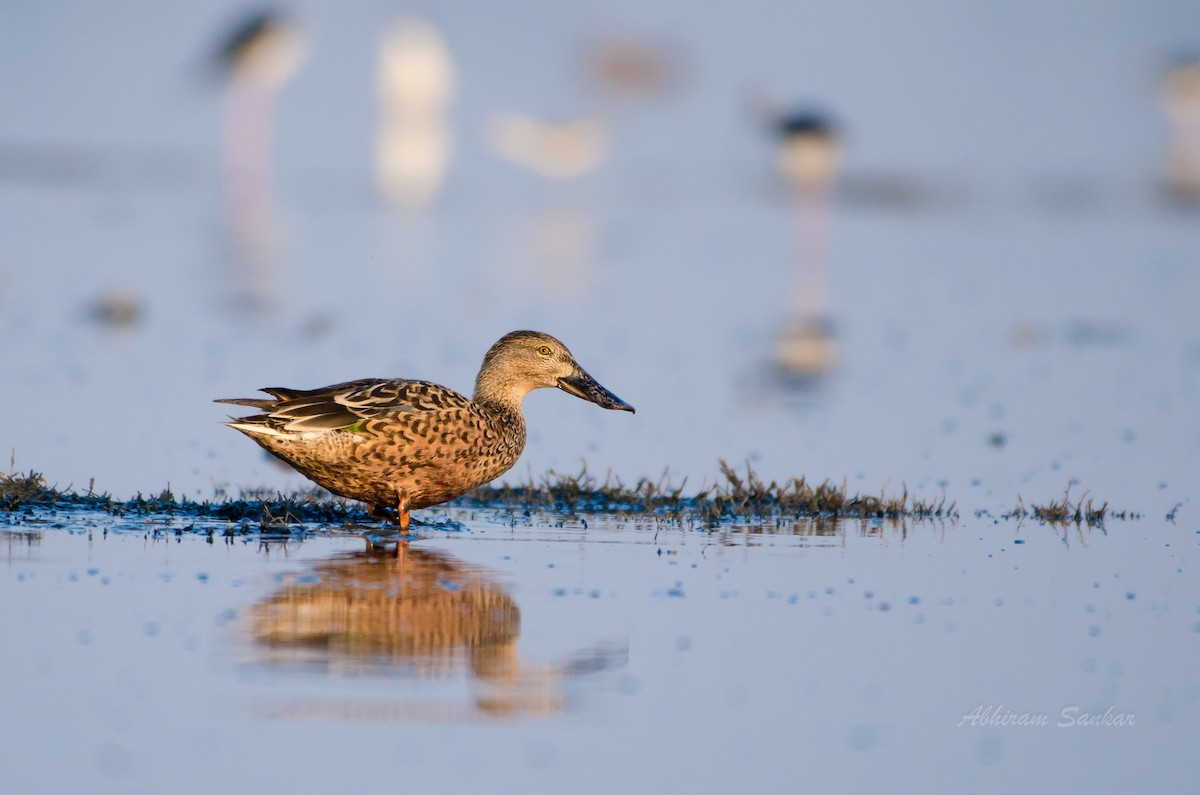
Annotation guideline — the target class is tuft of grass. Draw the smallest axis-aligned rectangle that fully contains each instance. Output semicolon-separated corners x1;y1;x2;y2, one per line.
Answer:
1002;486;1131;527
1;469;372;527
461;459;959;524
0;470;59;510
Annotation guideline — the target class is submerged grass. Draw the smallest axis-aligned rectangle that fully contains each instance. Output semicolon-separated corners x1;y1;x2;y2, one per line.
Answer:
1002;486;1135;527
0;469;371;530
461;460;958;523
2;462;1130;531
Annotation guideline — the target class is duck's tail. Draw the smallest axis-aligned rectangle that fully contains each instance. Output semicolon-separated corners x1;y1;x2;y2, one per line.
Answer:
215;396;291;437
214;397;276;409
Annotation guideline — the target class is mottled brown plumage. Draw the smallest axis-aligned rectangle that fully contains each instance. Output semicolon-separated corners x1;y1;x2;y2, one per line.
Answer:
218;330;634;527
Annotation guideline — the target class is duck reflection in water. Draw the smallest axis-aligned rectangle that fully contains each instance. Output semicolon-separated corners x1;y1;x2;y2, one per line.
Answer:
246;543;624;721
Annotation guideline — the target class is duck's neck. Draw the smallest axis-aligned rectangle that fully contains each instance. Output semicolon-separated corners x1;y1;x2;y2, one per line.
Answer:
473;371;530;416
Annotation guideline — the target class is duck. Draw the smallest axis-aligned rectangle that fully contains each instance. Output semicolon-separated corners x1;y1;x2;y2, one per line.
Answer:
217;330;634;529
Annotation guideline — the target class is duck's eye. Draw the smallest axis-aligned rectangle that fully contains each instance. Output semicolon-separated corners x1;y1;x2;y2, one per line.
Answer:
537;345;552;356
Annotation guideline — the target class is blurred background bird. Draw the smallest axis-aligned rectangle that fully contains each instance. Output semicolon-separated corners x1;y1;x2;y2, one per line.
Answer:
1162;54;1200;204
374;17;455;209
214;8;307;309
758;103;842;381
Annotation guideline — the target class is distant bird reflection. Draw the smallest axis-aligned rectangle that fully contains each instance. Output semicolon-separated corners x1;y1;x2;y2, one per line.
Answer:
767;107;840;381
375;17;455;208
245;543;625;721
215;9;306;310
488;114;607;179
1163;55;1200;205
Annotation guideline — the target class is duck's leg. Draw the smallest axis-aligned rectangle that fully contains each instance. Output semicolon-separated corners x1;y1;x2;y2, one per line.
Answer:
397;495;412;532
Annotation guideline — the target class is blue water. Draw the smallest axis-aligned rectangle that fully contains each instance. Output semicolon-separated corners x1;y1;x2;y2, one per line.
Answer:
3;511;1198;793
2;0;1199;791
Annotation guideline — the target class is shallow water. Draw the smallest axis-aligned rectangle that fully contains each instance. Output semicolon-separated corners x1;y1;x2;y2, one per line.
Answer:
3;510;1197;793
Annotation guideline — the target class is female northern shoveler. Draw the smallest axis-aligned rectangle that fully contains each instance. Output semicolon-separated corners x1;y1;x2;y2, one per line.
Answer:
217;330;634;529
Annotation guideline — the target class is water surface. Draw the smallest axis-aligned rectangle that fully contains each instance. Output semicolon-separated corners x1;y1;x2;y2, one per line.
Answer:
3;510;1196;792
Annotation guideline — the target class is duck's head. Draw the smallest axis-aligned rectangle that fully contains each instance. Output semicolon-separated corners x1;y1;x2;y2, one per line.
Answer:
475;330;635;413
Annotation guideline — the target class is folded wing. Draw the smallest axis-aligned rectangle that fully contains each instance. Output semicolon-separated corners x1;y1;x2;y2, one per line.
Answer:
217;378;473;435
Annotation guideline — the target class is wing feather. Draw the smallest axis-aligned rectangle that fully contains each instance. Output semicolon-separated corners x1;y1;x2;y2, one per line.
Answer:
217;378;473;436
